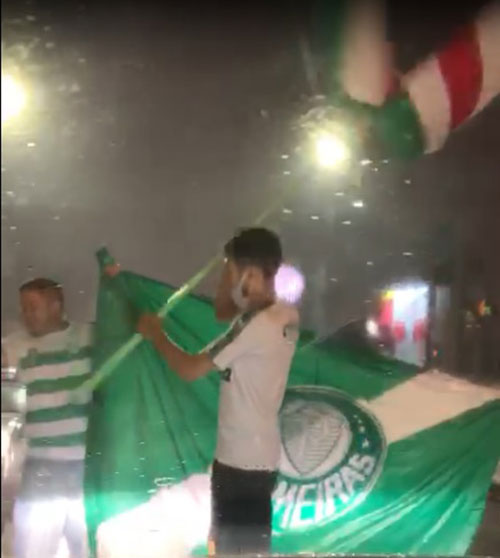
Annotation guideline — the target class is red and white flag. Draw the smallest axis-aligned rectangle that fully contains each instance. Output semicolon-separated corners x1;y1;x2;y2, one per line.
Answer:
403;2;500;152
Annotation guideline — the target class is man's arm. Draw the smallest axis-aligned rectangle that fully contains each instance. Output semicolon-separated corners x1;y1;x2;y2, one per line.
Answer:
105;264;214;382
137;314;214;382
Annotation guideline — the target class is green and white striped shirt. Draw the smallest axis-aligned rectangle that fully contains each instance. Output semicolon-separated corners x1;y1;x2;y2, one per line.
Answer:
3;323;93;461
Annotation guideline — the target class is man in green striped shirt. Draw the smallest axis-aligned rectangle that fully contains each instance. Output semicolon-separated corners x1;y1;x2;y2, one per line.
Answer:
2;278;93;558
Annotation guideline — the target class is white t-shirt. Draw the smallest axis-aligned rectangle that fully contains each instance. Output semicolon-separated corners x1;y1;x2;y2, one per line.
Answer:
207;302;299;471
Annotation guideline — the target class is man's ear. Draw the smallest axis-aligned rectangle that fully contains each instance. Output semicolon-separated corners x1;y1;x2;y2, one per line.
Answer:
50;297;64;317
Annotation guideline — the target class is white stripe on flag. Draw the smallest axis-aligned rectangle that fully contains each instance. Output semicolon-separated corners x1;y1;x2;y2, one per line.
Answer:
362;369;500;444
25;417;88;439
27;389;91;411
27;445;86;461
340;0;391;106
403;57;451;153
475;3;500;113
22;358;91;384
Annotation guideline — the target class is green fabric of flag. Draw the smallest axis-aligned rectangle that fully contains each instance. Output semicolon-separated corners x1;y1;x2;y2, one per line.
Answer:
85;262;500;557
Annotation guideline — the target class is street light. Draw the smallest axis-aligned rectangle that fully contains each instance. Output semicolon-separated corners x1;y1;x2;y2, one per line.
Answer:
314;131;350;169
2;74;27;125
297;104;354;173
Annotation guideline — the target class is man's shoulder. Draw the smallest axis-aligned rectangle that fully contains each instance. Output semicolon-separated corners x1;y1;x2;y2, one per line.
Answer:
2;329;32;369
260;302;299;328
68;322;95;345
3;329;31;352
3;328;28;343
249;302;299;344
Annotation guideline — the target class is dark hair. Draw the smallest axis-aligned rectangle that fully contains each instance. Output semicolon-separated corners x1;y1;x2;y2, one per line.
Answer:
20;278;64;304
224;228;282;278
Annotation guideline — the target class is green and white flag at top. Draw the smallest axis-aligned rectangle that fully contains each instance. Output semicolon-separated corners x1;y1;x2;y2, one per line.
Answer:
84;256;500;558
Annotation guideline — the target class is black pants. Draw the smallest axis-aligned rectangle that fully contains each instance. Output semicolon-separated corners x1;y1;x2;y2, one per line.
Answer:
211;460;277;556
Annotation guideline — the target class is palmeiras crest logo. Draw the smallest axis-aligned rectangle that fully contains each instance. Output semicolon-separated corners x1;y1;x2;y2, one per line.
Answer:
273;386;386;532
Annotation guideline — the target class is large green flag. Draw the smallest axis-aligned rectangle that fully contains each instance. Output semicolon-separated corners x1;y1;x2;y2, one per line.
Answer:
85;263;500;557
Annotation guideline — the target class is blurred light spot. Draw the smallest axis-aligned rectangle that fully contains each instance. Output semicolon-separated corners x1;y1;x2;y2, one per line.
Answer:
282;208;292;215
315;132;350;169
372;167;379;172
26;15;36;21
310;215;320;220
403;251;414;257
9;226;17;231
404;179;412;185
2;74;27;124
274;264;305;305
334;191;344;197
329;277;338;283
53;215;61;221
283;170;291;176
27;142;36;148
352;200;364;208
281;154;289;160
45;42;55;49
366;318;379;337
342;220;352;225
360;159;372;166
366;261;374;266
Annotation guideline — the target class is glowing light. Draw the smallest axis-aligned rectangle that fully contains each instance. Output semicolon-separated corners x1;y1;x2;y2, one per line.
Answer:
282;208;292;214
274;264;305;305
352;200;364;208
334;191;345;197
389;284;429;307
342;220;352;226
98;474;211;558
2;74;27;124
310;215;320;221
366;318;379;337
360;159;372;166
315;132;350;169
403;251;414;257
478;299;492;317
366;261;374;266
1;427;9;460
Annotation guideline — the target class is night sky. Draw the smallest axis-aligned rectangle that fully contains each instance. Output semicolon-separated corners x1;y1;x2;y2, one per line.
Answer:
2;0;499;336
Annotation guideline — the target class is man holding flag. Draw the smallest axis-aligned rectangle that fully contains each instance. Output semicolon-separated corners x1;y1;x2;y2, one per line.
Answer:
133;227;299;556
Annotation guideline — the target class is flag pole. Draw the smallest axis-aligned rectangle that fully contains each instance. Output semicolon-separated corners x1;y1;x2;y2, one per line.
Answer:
79;186;292;395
